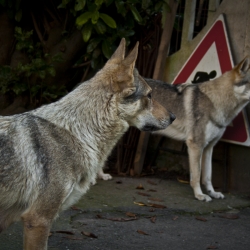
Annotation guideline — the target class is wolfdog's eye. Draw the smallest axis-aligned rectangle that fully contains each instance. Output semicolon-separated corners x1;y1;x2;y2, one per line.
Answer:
147;93;152;99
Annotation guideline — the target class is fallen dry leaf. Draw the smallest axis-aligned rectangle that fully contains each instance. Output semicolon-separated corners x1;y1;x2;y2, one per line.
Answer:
148;203;166;209
219;213;239;219
71;206;82;211
107;217;137;222
148;189;157;192
148;197;163;202
116;180;122;184
195;216;207;222
136;184;144;190
149;208;155;212
126;212;136;217
150;216;156;223
81;231;98;238
207;245;218;249
63;236;83;240
96;214;103;219
137;230;149;235
147;180;157;185
172;216;178;221
134;201;150;206
137;191;151;197
55;230;74;235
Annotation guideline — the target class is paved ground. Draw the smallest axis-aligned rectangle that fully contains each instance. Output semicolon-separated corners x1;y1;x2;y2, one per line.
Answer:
1;176;250;250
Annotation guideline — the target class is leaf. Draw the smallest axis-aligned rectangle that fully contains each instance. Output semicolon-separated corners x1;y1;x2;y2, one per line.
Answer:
147;180;157;185
148;197;163;202
81;231;98;238
0;0;6;7
74;0;86;11
102;40;113;59
15;9;22;22
134;201;149;206
115;1;126;16
136;183;144;189
63;236;83;240
105;0;114;7
95;0;103;6
219;213;239;219
99;13;116;28
137;192;150;197
87;38;101;53
96;214;103;219
150;216;156;223
207;246;218;249
82;22;92;42
141;0;150;10
117;29;135;38
148;189;157;192
126;212;136;217
195;216;207;222
148;203;166;209
47;67;56;77
94;19;107;34
107;217;137;222
38;70;46;79
91;10;99;24
129;5;143;23
172;216;178;221
137;230;149;235
71;206;82;211
55;230;74;235
76;12;92;26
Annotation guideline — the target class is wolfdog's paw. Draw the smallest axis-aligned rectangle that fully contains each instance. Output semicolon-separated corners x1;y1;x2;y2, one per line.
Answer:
209;191;225;199
195;193;212;202
91;179;97;185
99;173;112;181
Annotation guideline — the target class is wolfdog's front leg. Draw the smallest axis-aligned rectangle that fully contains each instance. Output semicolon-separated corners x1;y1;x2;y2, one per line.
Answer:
98;169;112;181
201;143;224;199
22;211;52;250
186;139;212;202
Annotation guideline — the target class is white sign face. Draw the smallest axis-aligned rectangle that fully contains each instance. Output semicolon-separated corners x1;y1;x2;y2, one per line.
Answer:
186;42;221;83
172;14;250;146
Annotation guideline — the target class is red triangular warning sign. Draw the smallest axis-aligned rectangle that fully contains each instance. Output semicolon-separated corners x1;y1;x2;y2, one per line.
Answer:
172;15;250;146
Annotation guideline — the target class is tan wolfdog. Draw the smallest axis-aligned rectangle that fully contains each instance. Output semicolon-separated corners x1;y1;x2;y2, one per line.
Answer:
146;56;250;202
0;38;175;249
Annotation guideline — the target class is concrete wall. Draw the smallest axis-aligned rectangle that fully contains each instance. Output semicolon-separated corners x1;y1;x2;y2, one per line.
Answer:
161;0;250;193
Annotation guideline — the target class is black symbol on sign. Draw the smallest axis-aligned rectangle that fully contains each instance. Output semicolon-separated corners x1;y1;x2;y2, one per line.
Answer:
191;70;217;83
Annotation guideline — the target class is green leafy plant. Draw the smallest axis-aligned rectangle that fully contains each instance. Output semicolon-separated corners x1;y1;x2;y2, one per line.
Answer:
0;27;64;104
61;0;168;69
0;0;168;109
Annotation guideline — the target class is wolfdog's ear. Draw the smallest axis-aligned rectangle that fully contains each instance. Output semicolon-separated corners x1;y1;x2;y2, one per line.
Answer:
121;87;136;98
123;41;139;69
236;56;250;75
110;38;126;61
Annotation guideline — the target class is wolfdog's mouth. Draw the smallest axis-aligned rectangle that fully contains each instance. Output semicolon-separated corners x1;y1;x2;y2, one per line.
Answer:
141;125;160;132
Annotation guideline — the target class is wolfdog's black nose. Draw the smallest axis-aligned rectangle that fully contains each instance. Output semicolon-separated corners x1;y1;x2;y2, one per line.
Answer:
170;112;176;123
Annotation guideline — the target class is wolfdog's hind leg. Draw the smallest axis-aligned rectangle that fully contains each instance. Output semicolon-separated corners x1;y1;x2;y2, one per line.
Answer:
21;210;54;250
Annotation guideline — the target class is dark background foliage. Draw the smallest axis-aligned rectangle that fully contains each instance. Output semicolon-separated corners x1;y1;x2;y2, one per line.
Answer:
0;0;168;114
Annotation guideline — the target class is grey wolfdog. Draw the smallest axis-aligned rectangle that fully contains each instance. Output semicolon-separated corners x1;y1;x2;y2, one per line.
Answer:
146;56;250;202
0;38;175;249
